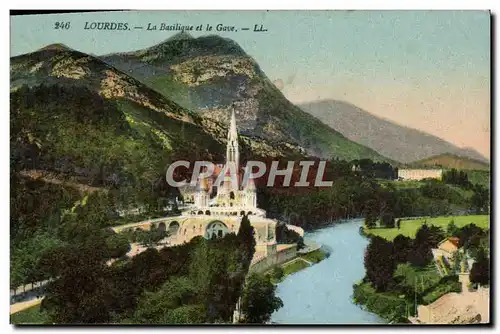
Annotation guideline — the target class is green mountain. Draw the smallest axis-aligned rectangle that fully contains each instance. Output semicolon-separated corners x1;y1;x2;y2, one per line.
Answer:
408;153;490;171
11;46;222;185
299;99;489;164
100;34;390;162
10;46;310;237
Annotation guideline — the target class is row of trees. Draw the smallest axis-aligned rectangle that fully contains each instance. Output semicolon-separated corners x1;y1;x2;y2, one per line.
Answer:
351;159;397;180
442;168;471;188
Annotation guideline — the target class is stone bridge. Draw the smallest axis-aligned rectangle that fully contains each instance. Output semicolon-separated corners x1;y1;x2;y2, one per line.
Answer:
111;213;278;246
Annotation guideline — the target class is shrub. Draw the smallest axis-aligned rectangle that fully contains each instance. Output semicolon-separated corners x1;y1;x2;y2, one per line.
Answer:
271;265;284;281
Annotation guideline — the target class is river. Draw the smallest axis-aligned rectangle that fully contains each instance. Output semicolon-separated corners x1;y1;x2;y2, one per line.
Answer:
271;218;386;324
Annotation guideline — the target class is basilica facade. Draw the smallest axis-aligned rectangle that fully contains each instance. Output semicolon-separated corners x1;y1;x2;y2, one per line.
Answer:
186;110;264;217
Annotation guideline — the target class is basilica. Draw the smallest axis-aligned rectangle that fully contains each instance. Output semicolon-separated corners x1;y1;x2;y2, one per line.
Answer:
184;110;265;217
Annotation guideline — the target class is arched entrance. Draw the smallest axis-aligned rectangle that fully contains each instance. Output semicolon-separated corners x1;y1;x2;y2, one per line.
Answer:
204;221;230;239
205;210;211;215
168;221;180;235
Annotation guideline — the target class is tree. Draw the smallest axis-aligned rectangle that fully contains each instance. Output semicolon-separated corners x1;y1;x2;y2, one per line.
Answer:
364;199;378;229
271;265;284;281
106;233;131;258
237;214;256;272
446;220;458;237
427;225;445;248
135;226;168;247
40;235;114;323
442;168;471;188
240;272;283;323
471;185;489;214
11;231;65;291
408;224;433;267
380;212;395;228
470;248;489;286
393;235;412;264
364;236;396;291
130;276;205;324
456;224;484;249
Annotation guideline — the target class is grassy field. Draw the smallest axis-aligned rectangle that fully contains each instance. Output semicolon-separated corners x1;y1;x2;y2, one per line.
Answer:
282;258;310;276
301;249;326;264
365;215;489;241
10;305;50;325
268;248;328;284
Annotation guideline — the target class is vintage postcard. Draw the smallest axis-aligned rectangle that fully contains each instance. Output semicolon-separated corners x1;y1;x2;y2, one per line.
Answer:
9;10;491;325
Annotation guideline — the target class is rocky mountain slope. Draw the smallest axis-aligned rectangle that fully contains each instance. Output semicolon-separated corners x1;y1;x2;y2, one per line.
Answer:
12;45;308;169
100;33;390;162
299;100;489;164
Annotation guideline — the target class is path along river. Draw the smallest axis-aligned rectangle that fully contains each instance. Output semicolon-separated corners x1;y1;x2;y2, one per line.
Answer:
271;218;386;324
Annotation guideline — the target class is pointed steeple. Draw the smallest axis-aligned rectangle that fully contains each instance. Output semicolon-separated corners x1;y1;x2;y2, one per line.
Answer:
225;109;240;190
228;109;238;141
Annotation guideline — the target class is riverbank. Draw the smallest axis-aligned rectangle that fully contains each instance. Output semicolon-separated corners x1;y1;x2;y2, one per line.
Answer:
271;219;386;324
268;246;328;283
354;215;490;324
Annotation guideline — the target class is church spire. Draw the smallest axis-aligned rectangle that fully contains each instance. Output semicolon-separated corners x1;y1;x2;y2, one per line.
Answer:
225;109;240;189
228;109;238;141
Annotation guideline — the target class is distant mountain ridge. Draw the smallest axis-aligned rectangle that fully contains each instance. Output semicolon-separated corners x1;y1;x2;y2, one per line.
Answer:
100;33;392;162
299;100;489;164
407;153;490;171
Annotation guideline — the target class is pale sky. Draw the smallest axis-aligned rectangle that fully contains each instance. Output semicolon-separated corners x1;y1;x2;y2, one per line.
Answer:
10;10;491;159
